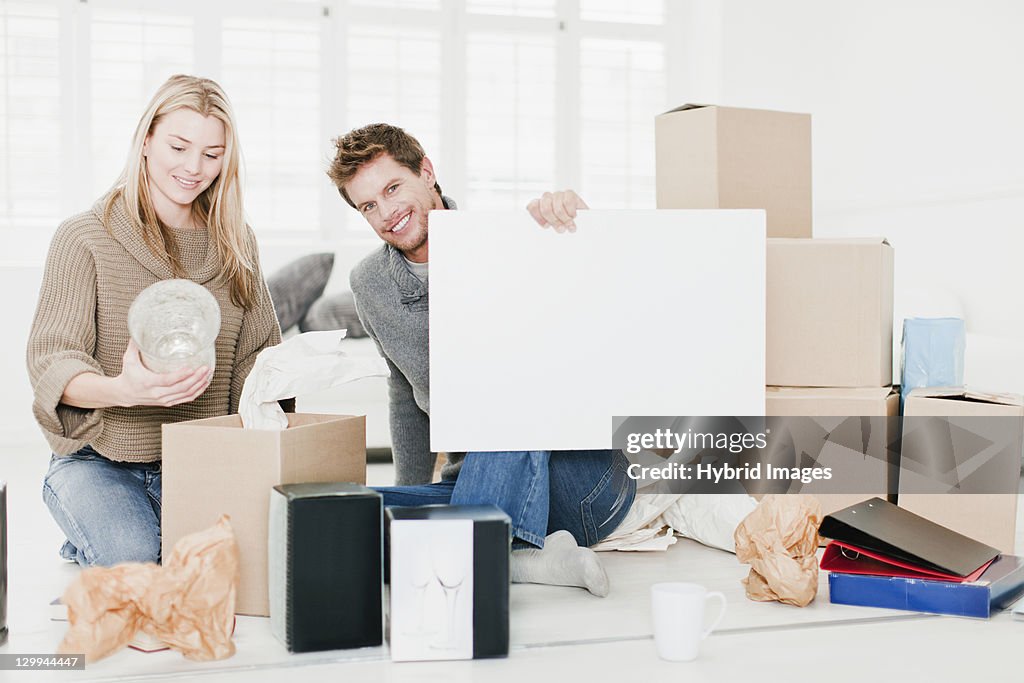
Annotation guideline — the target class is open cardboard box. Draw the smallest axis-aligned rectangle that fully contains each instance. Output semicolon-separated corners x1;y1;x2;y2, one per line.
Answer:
162;413;366;616
899;388;1023;554
765;386;899;529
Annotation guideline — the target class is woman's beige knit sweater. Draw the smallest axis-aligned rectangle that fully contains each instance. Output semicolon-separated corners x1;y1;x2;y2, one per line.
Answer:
26;196;282;462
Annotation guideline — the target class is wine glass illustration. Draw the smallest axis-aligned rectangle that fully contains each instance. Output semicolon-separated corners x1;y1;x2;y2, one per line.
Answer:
429;537;466;650
404;540;437;636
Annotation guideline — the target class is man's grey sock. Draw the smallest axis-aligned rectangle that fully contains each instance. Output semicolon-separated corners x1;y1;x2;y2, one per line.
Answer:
510;530;610;597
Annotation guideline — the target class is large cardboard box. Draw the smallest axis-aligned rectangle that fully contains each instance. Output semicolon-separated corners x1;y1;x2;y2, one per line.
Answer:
765;386;899;521
655;103;812;238
767;238;894;387
162;413;366;616
899;388;1023;554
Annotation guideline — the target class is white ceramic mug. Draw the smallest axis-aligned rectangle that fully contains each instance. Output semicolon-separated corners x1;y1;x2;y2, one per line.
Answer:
650;582;726;661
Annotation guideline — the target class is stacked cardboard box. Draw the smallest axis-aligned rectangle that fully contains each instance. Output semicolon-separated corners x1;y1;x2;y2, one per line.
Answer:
656;104;812;238
657;103;1020;545
766;238;894;388
656;104;897;517
655;102;1015;544
765;387;899;518
899;388;1023;554
766;237;897;517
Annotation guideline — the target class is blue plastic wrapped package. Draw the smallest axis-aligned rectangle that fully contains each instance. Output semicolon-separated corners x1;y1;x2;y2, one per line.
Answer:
900;317;966;409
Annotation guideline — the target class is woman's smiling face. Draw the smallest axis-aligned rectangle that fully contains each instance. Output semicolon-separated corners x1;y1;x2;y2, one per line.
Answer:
143;108;226;224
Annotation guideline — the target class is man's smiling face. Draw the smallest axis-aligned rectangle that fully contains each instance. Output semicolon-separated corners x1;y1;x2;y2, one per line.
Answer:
345;152;443;263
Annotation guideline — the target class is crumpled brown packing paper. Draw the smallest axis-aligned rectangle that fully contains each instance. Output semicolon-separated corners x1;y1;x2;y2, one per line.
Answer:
733;495;822;607
57;515;239;662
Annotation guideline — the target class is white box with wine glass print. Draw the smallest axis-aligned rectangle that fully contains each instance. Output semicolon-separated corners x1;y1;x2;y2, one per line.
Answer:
385;505;510;661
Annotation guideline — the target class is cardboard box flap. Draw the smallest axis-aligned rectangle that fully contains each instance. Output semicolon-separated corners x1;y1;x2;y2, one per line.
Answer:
285;413;365;430
769;237;890;247
162;412;363;432
907;387;1024;407
766;386;896;401
662;103;711;114
660;103;811;116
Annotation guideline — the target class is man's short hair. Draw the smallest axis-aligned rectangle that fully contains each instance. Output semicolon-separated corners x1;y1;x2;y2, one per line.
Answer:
327;123;443;208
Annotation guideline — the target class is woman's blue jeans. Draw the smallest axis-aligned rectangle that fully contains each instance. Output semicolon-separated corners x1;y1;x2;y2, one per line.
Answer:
43;446;636;567
42;445;162;567
375;449;636;549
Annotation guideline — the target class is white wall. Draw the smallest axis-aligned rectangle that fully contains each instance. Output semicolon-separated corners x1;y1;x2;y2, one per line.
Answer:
7;1;1024;446
716;0;1024;388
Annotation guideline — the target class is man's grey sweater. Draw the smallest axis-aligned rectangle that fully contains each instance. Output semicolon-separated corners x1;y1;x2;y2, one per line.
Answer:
349;196;463;485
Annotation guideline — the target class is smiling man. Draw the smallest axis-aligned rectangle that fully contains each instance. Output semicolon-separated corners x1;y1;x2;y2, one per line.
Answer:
326;123;635;596
339;145;439;263
329;126;455;485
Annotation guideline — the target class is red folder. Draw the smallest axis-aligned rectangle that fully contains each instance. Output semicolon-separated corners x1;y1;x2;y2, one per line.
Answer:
818;498;1000;578
820;540;994;583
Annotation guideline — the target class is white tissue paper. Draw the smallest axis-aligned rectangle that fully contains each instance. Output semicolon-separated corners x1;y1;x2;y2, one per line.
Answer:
660;494;758;553
592;491;757;554
591;494;681;551
239;330;390;430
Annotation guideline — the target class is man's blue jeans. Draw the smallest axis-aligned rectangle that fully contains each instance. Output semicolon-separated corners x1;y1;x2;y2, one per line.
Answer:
375;449;635;548
42;445;162;567
43;446;635;567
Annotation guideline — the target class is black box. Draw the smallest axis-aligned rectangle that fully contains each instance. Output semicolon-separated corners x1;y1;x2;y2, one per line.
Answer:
385;505;510;661
1;481;7;646
269;482;382;652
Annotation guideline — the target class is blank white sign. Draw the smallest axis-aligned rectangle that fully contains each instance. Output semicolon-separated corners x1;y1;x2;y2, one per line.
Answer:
428;209;766;452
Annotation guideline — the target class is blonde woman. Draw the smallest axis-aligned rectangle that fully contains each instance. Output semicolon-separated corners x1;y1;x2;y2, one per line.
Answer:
26;75;283;567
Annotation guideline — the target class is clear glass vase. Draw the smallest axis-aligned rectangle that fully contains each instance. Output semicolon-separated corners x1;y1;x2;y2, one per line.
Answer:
127;279;221;374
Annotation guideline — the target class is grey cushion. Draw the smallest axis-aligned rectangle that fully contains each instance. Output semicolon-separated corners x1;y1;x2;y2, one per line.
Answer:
299;290;368;338
267;253;334;332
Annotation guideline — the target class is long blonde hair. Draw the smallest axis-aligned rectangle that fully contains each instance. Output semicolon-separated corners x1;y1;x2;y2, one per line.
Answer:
105;74;257;309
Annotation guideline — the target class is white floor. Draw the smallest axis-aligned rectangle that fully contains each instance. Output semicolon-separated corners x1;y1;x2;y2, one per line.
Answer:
2;436;1023;682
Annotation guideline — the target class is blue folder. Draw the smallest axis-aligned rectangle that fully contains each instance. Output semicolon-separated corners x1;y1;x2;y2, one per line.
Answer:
828;554;1024;619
